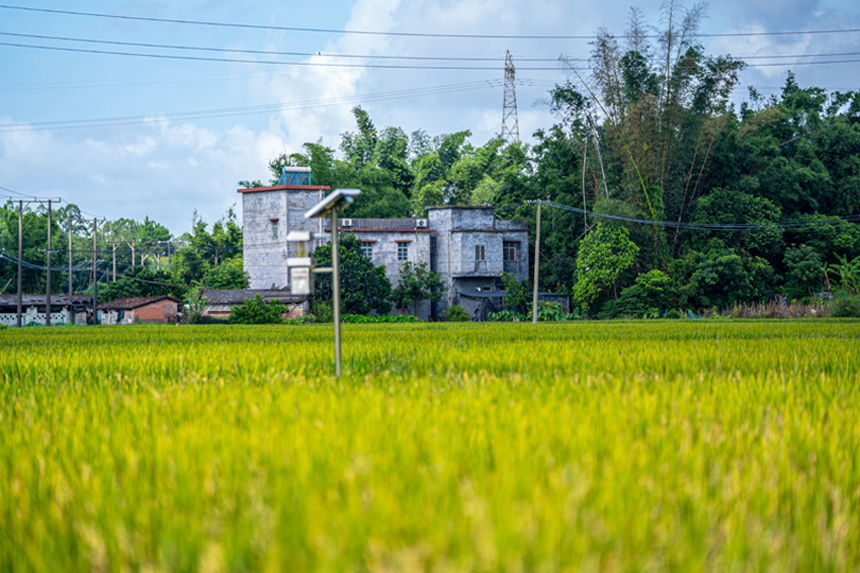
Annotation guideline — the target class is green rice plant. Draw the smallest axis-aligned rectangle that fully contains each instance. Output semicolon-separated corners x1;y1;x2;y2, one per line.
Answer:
1;321;859;571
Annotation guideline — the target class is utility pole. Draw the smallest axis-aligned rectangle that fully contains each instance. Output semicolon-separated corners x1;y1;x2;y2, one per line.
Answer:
13;197;61;327
92;218;99;325
16;201;22;328
46;200;52;326
126;238;136;266
532;203;541;325
110;221;117;282
582;130;589;231
68;218;74;308
502;50;520;144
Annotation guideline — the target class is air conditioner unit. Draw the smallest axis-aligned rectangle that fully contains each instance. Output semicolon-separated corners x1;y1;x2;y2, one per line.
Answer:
341;218;353;228
416;219;428;228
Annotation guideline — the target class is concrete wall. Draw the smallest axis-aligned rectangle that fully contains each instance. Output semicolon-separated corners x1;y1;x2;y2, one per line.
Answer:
242;187;328;289
428;206;528;313
0;309;71;327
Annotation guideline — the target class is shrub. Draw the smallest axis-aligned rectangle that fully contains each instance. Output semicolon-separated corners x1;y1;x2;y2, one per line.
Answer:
611;270;677;318
830;293;860;318
228;294;286;324
311;301;334;323
489;310;527;322
443;305;470;322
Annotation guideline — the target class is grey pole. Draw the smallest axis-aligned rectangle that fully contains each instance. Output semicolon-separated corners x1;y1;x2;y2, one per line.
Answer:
68;219;73;308
16;200;22;328
46;200;52;326
92;218;98;325
110;221;116;282
332;209;342;378
532;203;541;324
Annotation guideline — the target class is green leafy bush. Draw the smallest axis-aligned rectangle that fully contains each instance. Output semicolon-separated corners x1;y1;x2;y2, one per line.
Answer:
829;293;860;318
443;305;470;322
228;294;286;324
311;301;334;323
489;310;527;322
312;235;392;315
608;270;677;318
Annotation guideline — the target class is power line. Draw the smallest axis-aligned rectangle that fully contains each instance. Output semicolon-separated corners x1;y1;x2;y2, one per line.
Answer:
5;39;860;74
528;200;860;231
0;40;565;70
5;31;860;65
0;80;500;133
0;31;546;62
1;4;859;40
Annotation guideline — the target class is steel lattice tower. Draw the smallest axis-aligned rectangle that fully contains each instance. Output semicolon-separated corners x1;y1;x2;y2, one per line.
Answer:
501;50;520;144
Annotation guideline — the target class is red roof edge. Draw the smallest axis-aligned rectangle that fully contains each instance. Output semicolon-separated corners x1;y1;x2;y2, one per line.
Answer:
237;185;331;193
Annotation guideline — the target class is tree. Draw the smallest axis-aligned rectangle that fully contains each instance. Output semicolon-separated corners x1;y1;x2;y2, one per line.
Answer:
228;294;285;324
783;246;825;300
312;234;392;315
573;224;639;311
99;266;187;302
610;270;677;317
200;259;249;290
391;261;443;317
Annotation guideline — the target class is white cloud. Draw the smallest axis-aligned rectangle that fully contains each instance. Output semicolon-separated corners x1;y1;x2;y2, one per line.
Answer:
0;118;281;234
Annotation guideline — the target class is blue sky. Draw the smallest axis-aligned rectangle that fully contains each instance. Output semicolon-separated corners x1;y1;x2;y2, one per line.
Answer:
1;0;859;235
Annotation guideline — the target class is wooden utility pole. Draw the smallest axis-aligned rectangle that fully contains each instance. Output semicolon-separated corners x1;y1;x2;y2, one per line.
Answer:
110;221;116;282
92;218;99;324
13;197;61;327
68;218;73;305
532;204;541;325
127;239;136;266
46;200;52;326
16;200;22;328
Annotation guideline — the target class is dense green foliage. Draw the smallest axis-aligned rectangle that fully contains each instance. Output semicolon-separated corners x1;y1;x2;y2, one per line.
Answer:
442;304;470;322
311;234;393;315
3;321;860;570
0;203;244;298
391;261;443;317
227;294;286;324
99;266;187;303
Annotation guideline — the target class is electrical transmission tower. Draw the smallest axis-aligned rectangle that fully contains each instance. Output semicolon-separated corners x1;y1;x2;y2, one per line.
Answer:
501;50;520;144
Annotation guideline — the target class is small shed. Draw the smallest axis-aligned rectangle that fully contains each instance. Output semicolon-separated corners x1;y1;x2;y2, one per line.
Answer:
98;296;181;324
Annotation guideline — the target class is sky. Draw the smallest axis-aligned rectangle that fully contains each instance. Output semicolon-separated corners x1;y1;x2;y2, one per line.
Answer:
1;0;859;236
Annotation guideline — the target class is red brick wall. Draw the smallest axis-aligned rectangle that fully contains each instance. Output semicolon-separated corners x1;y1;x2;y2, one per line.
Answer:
131;299;179;324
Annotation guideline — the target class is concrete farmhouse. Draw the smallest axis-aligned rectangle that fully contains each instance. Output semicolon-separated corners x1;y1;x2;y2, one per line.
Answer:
239;174;530;320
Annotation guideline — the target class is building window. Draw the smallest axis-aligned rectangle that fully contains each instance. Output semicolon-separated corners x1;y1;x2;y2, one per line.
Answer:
503;241;519;262
475;244;486;262
361;242;374;260
271;220;279;240
397;242;409;261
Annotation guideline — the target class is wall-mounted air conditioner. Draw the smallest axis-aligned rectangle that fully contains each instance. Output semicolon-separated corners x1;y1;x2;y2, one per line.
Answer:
416;219;428;228
341;219;353;228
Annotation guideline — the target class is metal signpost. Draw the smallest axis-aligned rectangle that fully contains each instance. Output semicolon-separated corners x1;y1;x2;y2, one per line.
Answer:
288;188;361;378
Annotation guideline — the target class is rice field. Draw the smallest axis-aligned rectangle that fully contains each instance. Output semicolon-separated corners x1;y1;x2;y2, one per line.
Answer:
2;321;859;572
